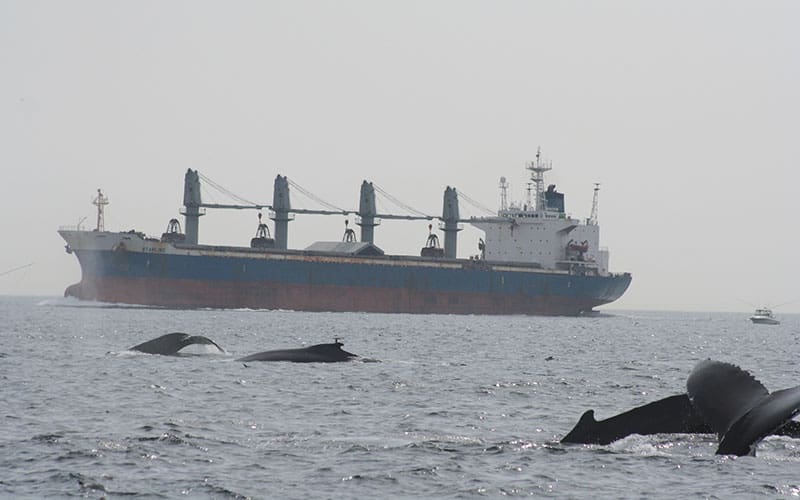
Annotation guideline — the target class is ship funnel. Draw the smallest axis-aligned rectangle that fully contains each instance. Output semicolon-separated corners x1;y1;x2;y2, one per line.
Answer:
182;169;204;245
442;186;461;259
270;175;292;250
357;180;379;243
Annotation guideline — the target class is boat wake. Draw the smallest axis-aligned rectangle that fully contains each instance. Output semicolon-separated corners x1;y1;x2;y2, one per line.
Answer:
37;296;165;310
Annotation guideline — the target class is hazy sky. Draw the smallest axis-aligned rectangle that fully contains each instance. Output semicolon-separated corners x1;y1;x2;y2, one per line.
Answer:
2;1;798;313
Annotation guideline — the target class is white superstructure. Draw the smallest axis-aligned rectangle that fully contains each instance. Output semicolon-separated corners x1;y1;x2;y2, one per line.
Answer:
470;149;610;275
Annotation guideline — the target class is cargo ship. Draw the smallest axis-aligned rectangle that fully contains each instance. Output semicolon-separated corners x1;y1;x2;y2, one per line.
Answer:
58;150;631;315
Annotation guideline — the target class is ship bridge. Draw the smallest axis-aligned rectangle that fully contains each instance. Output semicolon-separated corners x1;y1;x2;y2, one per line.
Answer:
469;149;610;275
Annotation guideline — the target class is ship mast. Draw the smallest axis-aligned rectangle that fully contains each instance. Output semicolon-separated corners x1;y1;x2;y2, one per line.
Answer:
92;189;109;231
588;183;600;225
525;147;552;212
499;176;509;212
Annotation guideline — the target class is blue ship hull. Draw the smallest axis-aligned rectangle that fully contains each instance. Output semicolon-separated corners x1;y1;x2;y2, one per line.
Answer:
64;242;631;315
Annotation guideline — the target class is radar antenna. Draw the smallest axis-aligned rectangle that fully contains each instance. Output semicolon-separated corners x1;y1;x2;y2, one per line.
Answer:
588;183;601;225
92;189;109;231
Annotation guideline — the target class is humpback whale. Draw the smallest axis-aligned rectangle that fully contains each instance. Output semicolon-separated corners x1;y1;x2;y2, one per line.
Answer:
562;360;800;456
237;340;357;363
129;332;225;356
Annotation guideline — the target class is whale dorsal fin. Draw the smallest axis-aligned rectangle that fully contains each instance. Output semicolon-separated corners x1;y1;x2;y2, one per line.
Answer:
686;360;768;438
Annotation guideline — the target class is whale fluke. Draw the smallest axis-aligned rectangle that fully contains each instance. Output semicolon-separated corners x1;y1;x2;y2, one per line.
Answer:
236;340;357;363
687;360;800;456
129;332;225;356
686;360;769;439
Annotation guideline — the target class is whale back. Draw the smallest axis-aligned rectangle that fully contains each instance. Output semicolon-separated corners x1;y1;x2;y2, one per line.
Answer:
237;342;357;363
561;394;709;445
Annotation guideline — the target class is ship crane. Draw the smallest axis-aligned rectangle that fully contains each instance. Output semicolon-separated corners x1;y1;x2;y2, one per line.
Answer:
194;178;440;221
182;170;474;258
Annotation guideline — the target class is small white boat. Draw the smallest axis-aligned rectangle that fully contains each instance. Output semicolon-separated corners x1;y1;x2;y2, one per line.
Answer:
750;307;780;325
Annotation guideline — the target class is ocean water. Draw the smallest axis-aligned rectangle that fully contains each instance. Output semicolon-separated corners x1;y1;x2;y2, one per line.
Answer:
1;296;799;499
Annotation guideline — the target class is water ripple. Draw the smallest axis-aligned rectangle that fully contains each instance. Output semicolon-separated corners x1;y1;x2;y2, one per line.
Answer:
2;298;800;497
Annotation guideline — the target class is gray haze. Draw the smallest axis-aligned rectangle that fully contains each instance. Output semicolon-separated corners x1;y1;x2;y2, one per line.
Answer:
1;1;798;313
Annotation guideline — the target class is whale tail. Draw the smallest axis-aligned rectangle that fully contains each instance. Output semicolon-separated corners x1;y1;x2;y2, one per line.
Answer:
687;360;800;456
129;332;225;356
181;335;225;354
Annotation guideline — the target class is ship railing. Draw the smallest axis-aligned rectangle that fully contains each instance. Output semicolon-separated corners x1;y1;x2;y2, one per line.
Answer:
557;259;599;267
